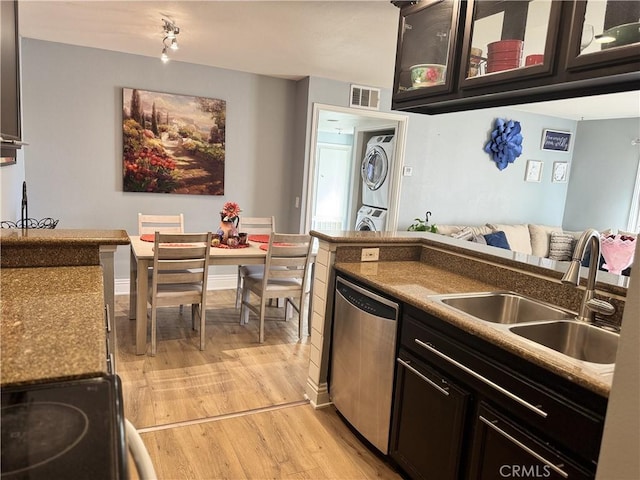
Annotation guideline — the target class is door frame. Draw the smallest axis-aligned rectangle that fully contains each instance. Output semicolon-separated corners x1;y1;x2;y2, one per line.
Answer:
304;103;409;233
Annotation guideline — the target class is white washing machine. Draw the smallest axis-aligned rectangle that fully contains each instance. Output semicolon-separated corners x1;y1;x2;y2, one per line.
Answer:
355;205;387;231
361;135;395;209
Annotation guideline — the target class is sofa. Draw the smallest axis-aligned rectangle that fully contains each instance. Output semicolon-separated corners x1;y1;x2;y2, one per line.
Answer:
435;223;583;260
435;223;634;276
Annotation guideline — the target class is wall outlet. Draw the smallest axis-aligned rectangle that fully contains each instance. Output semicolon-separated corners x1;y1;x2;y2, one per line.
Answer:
361;247;379;262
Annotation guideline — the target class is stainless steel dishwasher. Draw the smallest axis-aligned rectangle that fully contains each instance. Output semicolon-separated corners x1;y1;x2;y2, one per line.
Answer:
330;275;399;454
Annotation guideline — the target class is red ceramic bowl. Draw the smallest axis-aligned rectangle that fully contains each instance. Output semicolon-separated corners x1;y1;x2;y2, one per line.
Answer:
525;54;544;66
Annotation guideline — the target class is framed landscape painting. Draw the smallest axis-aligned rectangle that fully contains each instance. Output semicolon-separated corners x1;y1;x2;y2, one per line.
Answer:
122;88;226;195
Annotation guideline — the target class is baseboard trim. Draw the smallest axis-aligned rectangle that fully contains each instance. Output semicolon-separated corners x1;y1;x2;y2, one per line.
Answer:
115;274;238;296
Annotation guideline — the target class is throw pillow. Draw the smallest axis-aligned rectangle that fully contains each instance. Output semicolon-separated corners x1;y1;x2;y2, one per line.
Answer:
487;224;532;255
452;227;474;241
471;234;487;245
549;232;575;261
484;231;511;250
528;224;563;258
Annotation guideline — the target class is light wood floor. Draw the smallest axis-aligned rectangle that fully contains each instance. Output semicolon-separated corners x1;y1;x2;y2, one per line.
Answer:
114;291;402;480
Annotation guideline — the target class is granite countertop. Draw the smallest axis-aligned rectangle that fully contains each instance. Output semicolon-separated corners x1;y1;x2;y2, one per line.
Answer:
1;266;108;386
0;228;130;246
335;261;613;397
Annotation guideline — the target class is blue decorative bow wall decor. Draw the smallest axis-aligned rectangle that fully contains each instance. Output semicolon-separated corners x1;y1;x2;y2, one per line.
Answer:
484;118;523;170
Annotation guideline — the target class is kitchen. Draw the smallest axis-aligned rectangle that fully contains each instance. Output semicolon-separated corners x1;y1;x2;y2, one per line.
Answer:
1;1;639;479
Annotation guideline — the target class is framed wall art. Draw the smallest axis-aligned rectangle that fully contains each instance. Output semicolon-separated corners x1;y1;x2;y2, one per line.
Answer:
525;160;543;182
122;88;226;195
552;161;569;183
541;129;572;152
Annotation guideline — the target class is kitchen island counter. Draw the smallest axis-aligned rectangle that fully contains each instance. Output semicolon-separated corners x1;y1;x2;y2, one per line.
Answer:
1;265;108;386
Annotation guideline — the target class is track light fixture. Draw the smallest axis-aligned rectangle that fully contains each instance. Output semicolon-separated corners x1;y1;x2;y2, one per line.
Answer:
160;18;180;62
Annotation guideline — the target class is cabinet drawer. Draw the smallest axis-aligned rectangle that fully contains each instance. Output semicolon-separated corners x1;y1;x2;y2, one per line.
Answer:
401;312;604;467
469;403;592;480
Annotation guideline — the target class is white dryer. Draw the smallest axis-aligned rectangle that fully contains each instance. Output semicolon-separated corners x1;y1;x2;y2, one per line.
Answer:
355;205;387;231
361;135;395;209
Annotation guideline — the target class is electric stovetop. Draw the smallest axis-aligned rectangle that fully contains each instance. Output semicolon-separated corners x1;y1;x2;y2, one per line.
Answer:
1;375;128;479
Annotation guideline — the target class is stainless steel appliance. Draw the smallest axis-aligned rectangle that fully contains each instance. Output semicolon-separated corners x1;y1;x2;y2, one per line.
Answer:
1;375;128;479
330;275;399;454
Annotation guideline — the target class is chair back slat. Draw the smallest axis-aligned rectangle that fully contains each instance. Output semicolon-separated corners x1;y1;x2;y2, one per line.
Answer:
262;233;312;289
152;232;212;290
238;216;275;235
139;213;185;235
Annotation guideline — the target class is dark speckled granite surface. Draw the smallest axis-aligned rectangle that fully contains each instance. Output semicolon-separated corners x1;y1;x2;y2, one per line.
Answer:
1;266;108;386
0;229;129;268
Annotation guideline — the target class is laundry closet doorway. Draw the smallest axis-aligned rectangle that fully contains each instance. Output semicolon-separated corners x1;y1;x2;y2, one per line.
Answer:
305;104;409;233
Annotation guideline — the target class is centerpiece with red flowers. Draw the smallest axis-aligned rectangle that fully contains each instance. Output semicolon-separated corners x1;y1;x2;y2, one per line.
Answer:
217;201;241;244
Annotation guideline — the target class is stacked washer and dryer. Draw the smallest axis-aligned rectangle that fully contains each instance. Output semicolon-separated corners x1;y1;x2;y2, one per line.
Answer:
355;134;395;231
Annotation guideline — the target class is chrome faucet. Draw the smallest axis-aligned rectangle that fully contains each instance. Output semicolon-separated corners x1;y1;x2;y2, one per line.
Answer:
561;228;615;322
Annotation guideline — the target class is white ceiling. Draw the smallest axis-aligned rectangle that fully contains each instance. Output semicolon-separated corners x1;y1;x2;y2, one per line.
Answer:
17;1;640;122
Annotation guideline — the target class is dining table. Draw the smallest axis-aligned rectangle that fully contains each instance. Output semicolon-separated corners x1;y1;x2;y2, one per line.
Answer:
129;234;269;355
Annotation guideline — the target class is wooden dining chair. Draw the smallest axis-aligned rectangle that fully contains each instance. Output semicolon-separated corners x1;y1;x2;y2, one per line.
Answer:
235;216;275;308
138;213;184;235
147;232;212;356
239;232;313;343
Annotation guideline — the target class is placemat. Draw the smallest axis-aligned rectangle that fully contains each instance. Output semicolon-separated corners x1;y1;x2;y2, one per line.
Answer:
248;234;270;243
140;234;155;242
259;243;293;251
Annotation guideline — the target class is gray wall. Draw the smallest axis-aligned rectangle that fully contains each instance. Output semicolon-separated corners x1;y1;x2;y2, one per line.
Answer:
19;39;297;279
563;117;640;232
397;108;576;228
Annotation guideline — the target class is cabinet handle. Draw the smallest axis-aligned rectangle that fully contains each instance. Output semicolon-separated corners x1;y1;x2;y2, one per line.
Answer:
107;353;114;375
479;415;568;478
415;339;548;418
105;304;112;333
397;358;450;396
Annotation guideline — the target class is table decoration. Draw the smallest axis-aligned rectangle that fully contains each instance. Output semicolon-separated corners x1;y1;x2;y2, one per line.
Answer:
217;201;240;244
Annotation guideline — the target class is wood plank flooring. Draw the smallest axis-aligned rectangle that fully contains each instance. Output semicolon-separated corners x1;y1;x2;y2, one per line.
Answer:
114;291;402;480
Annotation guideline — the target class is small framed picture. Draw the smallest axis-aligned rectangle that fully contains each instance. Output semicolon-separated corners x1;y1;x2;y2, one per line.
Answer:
525;160;543;182
552;161;569;183
541;129;572;152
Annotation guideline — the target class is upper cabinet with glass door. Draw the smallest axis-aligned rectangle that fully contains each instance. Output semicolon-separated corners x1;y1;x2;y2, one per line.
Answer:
391;0;639;114
393;0;464;98
459;0;563;88
566;0;640;71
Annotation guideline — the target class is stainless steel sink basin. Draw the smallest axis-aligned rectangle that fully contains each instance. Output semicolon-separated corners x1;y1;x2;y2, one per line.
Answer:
510;321;619;364
435;292;575;324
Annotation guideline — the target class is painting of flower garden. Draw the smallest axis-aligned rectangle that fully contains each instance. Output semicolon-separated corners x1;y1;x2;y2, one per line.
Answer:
123;88;225;195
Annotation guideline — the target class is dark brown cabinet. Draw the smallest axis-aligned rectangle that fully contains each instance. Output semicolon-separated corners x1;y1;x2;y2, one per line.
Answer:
1;0;23;159
391;351;470;479
392;0;640;114
389;304;606;479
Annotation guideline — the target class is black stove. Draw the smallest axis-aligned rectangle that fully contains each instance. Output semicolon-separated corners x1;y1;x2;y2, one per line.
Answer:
1;375;128;479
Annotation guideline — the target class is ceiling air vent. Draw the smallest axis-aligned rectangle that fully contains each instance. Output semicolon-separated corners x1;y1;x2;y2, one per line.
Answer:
350;85;380;110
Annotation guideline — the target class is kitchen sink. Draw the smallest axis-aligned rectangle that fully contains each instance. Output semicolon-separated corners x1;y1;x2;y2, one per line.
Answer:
434;292;575;324
509;320;619;364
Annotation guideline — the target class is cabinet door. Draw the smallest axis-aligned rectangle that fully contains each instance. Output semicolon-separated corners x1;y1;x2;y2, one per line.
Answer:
565;0;640;71
459;0;563;89
390;351;470;480
393;0;463;98
468;404;593;480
